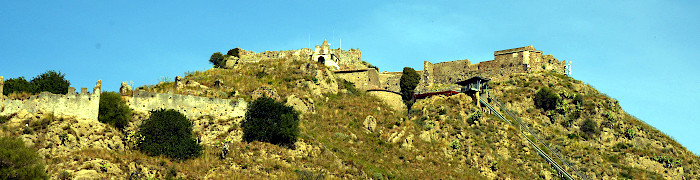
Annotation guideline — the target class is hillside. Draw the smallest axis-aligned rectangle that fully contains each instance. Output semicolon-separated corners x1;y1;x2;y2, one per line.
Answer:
1;53;699;179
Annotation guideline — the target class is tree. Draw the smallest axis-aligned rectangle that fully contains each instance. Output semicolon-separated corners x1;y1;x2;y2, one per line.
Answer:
534;86;560;111
138;109;202;160
0;136;48;179
241;97;300;147
581;118;599;137
31;70;70;94
227;48;242;57
2;77;35;96
400;67;420;111
98;92;132;131
209;52;225;68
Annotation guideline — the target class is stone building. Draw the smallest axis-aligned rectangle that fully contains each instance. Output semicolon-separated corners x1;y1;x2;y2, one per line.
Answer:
311;40;340;69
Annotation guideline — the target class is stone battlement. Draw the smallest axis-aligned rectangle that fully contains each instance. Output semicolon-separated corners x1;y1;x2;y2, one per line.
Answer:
409;46;566;93
125;90;247;120
224;43;363;70
0;79;102;121
493;45;540;56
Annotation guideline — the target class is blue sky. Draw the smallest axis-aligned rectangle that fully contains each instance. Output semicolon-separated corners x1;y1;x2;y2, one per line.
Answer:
1;1;698;154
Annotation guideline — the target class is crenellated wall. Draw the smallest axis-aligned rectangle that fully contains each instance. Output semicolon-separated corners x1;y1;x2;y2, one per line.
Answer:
414;46;567;93
0;80;101;121
124;90;247;120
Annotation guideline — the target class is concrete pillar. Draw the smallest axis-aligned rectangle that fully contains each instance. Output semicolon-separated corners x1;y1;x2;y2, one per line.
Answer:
476;91;481;108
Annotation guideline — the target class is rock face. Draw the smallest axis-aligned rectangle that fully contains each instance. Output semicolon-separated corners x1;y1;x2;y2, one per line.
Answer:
251;86;281;101
363;115;377;133
285;95;315;114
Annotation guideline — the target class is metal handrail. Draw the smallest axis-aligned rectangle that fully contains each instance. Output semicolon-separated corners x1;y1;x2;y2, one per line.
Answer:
490;96;587;180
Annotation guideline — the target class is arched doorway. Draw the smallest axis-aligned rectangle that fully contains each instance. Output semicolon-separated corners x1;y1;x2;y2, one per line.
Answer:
318;56;325;64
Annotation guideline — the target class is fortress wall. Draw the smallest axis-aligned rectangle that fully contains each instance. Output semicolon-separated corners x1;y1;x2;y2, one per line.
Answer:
378;72;402;92
236;49;313;63
332;49;362;65
125;91;247;120
0;87;100;121
335;70;372;90
367;90;404;111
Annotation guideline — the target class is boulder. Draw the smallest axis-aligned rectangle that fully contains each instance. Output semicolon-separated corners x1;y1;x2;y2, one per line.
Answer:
74;170;100;180
363;115;377;133
251;86;280;101
285;95;309;114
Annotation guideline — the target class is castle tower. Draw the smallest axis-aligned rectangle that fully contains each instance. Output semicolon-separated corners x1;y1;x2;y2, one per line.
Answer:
312;39;340;69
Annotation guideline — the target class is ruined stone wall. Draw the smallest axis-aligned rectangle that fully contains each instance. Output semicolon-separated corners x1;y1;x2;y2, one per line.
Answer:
0;82;101;121
335;70;372;90
125;91;247;120
378;72;402;92
367;90;404;111
332;49;362;68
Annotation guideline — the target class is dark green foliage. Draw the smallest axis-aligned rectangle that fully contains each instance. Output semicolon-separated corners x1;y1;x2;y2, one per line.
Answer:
0;136;48;179
242;97;300;147
580;118;599;137
227;48;242;57
2;77;35;95
573;93;584;105
31;70;70;94
533;86;560;111
138;109;202;160
0;115;8;124
209;52;225;68
400;67;420;110
338;78;359;95
362;61;379;71
98;92;132;131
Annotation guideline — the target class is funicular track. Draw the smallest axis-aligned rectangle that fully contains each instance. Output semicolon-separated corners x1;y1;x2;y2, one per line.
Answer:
479;96;586;180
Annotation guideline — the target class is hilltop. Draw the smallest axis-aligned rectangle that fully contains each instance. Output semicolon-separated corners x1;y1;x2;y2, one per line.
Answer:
0;44;698;179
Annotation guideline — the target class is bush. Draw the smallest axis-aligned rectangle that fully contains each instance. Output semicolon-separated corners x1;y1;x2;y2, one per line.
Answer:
209;52;225;68
241;97;300;147
227;48;242;57
581;118;599;137
31;70;70;94
534;86;560;111
138;109;202;160
98;92;132;131
2;77;35;96
338;78;359;95
0;136;48;179
400;67;420;110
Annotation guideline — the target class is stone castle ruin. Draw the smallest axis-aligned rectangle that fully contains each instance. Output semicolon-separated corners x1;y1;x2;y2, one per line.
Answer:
0;78;102;121
223;40;363;70
0;45;567;121
416;45;567;93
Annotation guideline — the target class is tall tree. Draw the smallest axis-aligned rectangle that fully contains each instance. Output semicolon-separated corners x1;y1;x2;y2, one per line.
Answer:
400;67;420;111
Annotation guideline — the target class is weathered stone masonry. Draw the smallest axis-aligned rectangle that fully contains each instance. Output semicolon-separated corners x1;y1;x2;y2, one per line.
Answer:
1;79;101;121
124;90;247;120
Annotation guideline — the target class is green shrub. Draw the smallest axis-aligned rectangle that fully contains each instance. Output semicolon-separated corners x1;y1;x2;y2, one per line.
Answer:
400;67;420;110
138;109;202;160
0;115;8;124
338;78;359;95
31;70;70;94
241;97;300;147
98;92;132;131
0;136;48;179
209;52;225;68
227;48;242;57
2;77;35;95
534;86;560;111
581;118;599;137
